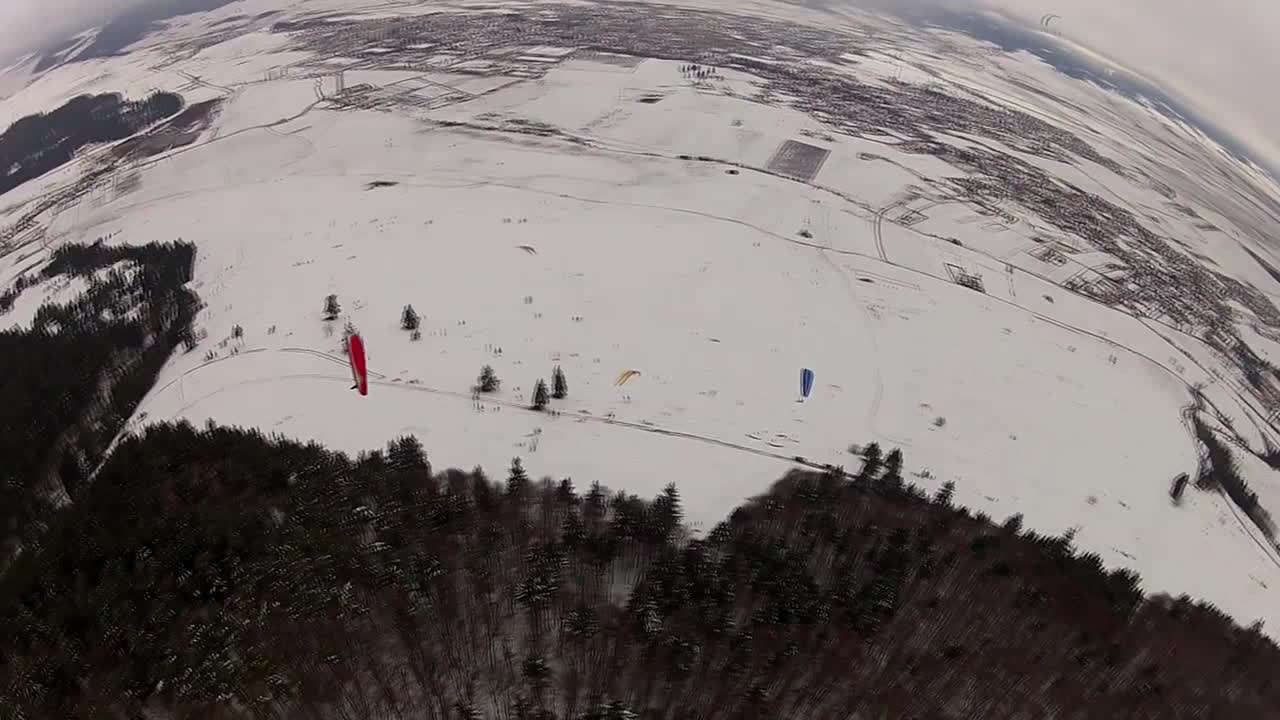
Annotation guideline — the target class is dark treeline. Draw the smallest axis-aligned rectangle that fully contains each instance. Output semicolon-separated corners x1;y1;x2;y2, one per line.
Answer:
0;240;197;570
0;91;182;197
2;424;1276;719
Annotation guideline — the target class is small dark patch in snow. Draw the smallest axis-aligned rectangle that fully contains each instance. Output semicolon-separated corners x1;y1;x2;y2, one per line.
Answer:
365;180;399;190
636;94;664;104
768;139;830;181
725;169;739;175
859;277;874;283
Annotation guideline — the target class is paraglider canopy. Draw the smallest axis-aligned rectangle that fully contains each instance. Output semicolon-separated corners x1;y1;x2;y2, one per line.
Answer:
800;368;815;400
348;333;369;396
615;369;642;386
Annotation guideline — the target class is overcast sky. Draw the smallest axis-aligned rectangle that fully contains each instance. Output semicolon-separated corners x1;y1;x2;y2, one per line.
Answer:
1;0;1277;174
0;0;141;55
973;0;1280;175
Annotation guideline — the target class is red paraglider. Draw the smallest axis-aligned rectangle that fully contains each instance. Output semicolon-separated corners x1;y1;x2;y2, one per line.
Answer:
347;333;369;396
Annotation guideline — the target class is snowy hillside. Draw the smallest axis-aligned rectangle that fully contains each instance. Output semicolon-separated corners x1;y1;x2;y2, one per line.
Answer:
3;0;1280;636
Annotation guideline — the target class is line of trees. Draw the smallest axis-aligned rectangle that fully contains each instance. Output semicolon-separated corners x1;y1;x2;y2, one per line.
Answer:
474;365;569;410
2;423;1278;718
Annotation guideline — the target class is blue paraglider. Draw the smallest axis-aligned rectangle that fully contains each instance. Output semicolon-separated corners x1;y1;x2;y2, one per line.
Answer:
800;368;815;400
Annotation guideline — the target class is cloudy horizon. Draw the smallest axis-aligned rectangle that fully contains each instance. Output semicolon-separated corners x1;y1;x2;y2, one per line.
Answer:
1;0;1277;178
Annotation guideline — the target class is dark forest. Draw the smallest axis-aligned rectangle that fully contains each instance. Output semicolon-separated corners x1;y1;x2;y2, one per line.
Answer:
1;422;1277;719
0;91;181;197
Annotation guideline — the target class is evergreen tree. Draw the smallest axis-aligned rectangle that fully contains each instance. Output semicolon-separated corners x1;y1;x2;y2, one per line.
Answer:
507;457;530;496
387;435;428;471
400;304;420;331
584;481;607;529
883;448;904;480
231;324;243;339
532;379;550;411
323;294;340;321
1003;513;1024;534
858;442;883;481
552;365;568;399
522;653;552;688
556;477;577;505
935;480;956;507
478;365;501;393
652;482;683;542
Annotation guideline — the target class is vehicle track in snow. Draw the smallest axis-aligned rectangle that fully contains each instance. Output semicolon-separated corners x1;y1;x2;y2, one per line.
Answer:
810;212;906;449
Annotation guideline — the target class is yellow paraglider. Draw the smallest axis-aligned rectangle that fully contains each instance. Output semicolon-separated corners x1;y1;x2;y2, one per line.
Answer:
614;369;642;386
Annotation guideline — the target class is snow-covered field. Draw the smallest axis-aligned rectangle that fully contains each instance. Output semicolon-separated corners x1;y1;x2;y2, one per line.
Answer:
4;0;1280;633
